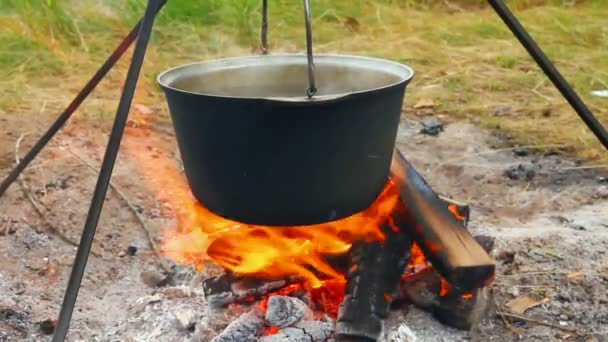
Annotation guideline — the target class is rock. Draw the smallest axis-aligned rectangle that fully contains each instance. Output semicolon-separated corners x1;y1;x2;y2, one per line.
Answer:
504;164;536;181
126;245;138;256
172;306;199;331
513;148;529;157
597;176;608;184
38;319;56;335
265;296;312;328
211;309;265;342
385;323;417;342
419;117;444;136
140;269;170;288
594;185;608;199
259;321;332;342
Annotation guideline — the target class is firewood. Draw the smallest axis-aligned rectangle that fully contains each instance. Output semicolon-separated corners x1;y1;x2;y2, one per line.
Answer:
335;214;413;342
202;274;297;308
390;149;495;292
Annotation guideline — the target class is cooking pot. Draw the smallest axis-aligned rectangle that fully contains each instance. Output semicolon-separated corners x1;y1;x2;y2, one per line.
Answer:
158;54;414;225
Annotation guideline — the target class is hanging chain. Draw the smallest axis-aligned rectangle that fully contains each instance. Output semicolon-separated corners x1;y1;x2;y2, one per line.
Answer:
260;0;268;54
303;0;317;99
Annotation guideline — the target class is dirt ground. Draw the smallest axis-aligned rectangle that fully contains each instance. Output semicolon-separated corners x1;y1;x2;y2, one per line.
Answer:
0;109;607;341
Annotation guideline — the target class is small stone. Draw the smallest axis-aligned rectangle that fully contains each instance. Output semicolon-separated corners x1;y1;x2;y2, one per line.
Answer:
598;176;608;184
504;164;536;181
513;148;529;157
265;296;312;328
140;269;170;288
419;117;444;136
172;306;199;331
39;319;56;335
594;186;608;199
118;250;126;257
126;245;138;256
559;314;568;321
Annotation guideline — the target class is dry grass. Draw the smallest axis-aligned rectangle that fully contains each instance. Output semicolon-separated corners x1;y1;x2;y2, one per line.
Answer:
0;0;606;160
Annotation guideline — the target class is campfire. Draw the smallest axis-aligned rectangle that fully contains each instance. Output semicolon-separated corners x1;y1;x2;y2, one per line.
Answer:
129;129;496;341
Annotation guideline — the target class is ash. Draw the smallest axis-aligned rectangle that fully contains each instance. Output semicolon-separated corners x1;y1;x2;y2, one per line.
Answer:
99;266;237;342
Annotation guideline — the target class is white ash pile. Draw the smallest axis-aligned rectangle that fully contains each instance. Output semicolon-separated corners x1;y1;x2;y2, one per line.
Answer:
212;296;333;342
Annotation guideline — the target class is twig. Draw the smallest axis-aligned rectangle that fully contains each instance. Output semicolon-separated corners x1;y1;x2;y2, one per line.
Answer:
60;145;172;273
494;296;519;334
499;312;582;336
14;133;100;256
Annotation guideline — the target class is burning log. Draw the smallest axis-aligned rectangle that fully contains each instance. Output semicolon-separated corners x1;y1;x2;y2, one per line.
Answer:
390;148;495;292
265;296;312;328
203;273;298;308
433;288;492;330
395;235;495;330
335;210;413;342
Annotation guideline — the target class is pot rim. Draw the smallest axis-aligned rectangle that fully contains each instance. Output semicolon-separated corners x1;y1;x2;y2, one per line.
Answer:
157;53;415;102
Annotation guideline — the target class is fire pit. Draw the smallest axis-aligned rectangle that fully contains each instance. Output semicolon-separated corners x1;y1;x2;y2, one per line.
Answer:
152;142;496;341
154;8;494;339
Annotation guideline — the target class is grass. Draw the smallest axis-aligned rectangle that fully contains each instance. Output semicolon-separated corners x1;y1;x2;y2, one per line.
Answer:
0;0;606;161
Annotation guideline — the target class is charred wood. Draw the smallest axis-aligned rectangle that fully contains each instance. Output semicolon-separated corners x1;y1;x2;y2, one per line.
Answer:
210;309;265;342
335;210;413;342
390;148;495;292
432;288;492;330
203;274;298;308
394;233;496;331
259;321;333;342
265;295;312;328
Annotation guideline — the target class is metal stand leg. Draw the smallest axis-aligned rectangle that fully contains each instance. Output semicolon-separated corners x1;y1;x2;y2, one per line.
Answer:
488;0;608;150
0;0;167;199
52;0;163;340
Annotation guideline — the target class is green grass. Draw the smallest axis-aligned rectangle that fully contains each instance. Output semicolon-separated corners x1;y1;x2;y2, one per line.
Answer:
0;0;607;160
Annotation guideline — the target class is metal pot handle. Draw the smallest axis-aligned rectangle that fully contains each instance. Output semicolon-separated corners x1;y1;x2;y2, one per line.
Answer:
260;0;268;54
259;0;317;99
303;0;317;99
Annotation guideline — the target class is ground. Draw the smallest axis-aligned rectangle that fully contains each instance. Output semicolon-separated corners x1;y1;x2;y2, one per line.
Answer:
1;2;607;340
0;110;606;341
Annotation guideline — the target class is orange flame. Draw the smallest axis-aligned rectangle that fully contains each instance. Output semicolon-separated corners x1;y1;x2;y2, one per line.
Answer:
447;204;466;221
122;123;399;287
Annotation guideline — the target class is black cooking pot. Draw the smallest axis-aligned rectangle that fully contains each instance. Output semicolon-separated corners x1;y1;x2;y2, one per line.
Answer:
158;54;414;226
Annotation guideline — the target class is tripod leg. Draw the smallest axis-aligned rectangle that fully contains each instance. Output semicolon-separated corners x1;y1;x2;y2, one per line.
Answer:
488;0;608;150
0;0;167;199
52;0;163;340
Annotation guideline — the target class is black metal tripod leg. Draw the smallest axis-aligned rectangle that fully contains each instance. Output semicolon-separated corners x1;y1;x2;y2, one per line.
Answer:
52;0;162;340
0;0;168;200
488;0;608;150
